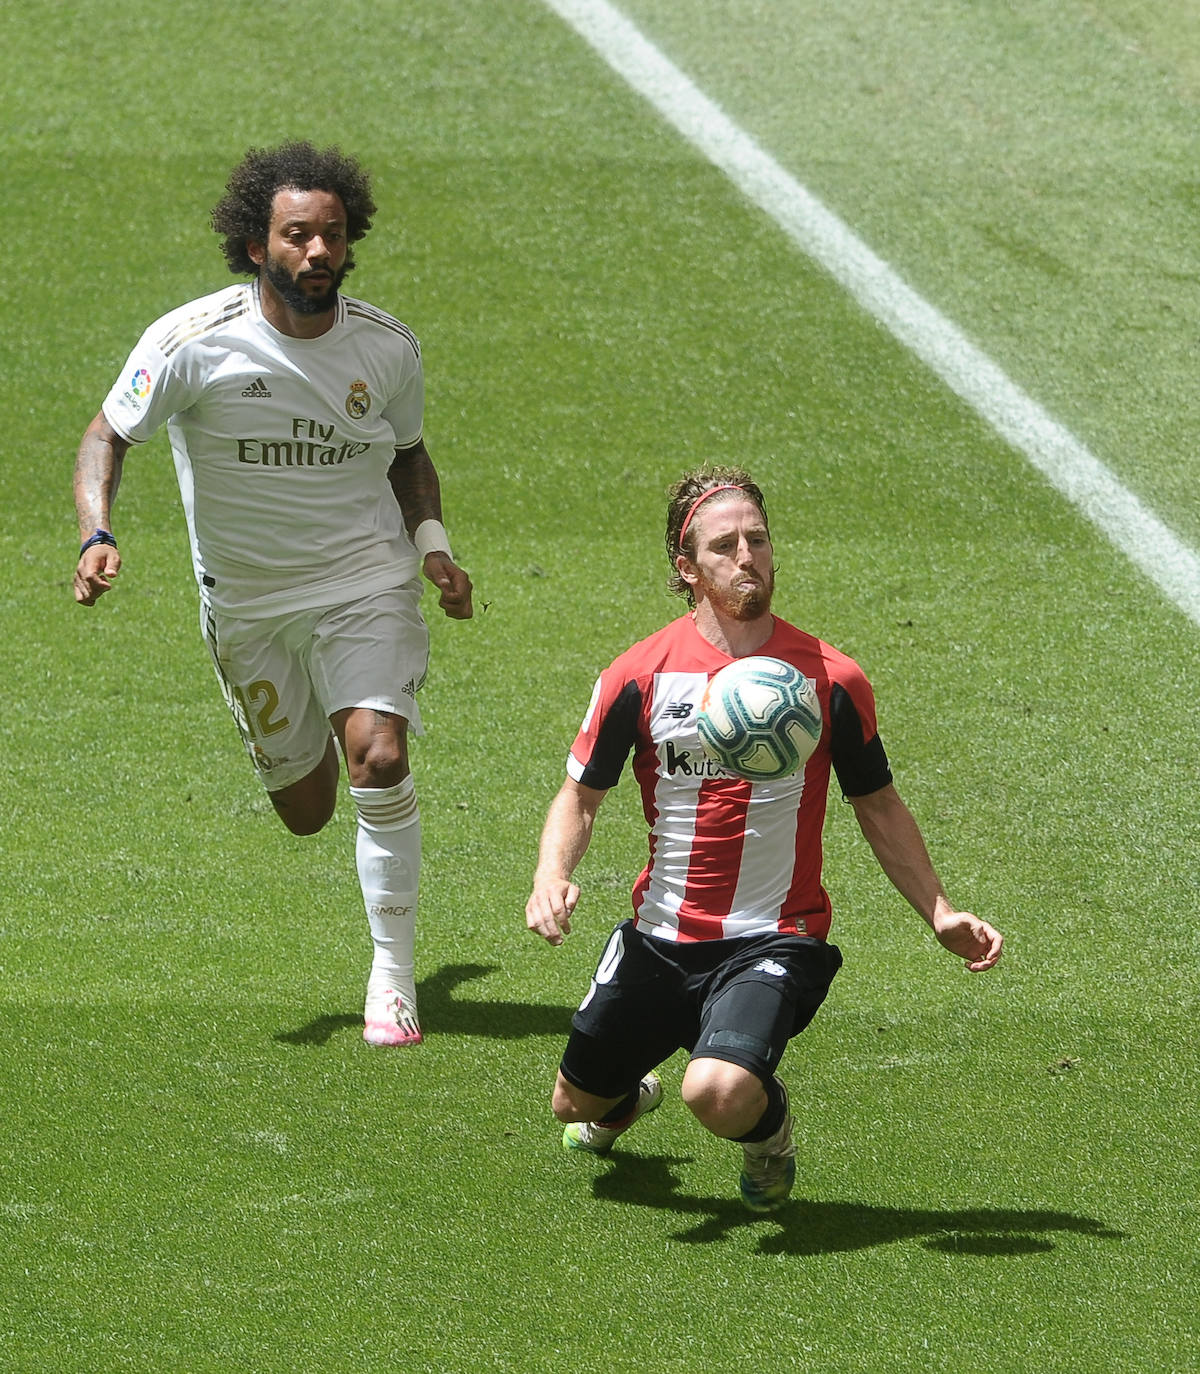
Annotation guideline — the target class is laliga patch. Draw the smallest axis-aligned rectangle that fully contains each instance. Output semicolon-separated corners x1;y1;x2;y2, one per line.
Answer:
345;379;371;418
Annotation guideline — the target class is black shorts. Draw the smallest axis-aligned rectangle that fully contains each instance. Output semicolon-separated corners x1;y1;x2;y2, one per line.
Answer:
559;921;842;1098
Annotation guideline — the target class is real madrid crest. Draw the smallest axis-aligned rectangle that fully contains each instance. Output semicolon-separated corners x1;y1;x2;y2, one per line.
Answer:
345;379;371;419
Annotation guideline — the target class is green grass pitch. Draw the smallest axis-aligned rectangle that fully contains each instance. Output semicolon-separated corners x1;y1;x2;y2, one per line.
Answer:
1;2;1197;1370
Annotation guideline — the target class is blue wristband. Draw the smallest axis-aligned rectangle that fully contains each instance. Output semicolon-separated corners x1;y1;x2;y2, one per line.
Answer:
80;529;118;557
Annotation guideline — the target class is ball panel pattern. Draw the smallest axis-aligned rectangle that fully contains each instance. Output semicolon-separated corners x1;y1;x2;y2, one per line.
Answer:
697;656;822;782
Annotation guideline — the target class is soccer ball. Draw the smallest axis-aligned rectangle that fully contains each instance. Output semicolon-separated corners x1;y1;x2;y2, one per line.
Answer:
697;656;822;782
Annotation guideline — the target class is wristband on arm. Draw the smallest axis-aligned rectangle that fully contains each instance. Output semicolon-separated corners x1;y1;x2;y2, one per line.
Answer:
413;520;452;561
80;529;118;557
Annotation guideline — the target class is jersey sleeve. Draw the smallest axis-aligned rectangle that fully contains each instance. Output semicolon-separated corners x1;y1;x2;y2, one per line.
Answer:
566;670;643;791
101;328;201;445
380;342;424;451
829;675;893;797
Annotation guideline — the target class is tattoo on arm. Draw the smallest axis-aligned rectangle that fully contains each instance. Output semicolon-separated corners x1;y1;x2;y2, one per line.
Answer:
74;416;128;538
388;440;442;537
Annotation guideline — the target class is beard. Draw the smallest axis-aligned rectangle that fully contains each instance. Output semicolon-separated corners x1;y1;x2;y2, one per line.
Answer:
699;565;775;620
262;252;351;315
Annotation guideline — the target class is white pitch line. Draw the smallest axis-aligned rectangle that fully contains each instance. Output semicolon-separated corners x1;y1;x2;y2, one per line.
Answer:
543;0;1200;627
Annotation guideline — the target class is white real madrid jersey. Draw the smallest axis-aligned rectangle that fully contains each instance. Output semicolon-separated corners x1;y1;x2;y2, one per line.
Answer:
102;281;426;618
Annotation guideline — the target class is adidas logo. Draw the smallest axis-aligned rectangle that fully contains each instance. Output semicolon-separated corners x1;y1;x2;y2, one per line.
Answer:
241;377;272;398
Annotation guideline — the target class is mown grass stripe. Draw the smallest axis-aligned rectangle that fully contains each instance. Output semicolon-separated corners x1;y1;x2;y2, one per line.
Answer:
544;0;1200;627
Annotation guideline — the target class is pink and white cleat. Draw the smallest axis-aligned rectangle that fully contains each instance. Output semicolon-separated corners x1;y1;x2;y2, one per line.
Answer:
363;988;423;1047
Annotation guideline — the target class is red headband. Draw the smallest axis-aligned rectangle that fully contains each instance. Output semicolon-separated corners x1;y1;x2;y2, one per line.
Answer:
678;484;746;547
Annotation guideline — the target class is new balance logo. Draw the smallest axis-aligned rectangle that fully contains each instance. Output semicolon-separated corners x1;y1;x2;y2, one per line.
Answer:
662;701;693;720
754;959;787;977
241;377;272;397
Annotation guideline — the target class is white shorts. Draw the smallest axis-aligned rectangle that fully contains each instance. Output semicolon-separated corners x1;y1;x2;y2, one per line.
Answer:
201;581;430;791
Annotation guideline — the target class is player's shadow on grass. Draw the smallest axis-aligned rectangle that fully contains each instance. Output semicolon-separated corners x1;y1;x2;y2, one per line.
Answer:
275;962;572;1045
591;1153;1126;1257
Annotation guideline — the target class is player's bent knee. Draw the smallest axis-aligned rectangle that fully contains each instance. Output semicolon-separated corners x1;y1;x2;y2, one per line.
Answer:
268;748;339;835
337;707;410;789
353;752;410;790
681;1059;765;1137
270;790;336;836
551;1074;618;1124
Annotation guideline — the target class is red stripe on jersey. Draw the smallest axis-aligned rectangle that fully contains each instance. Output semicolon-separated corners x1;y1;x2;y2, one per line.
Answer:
678;777;751;931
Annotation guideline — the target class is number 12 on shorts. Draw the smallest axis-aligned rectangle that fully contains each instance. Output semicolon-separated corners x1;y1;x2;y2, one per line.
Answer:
231;678;289;741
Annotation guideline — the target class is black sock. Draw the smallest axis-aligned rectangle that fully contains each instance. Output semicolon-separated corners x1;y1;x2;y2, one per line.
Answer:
596;1088;641;1126
733;1076;786;1144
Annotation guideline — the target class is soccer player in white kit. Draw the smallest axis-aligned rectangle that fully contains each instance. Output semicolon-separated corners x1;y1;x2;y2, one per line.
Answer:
525;467;1001;1211
73;141;473;1047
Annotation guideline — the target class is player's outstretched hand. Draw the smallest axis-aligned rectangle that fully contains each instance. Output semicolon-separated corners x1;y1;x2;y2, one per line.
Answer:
931;903;1003;972
525;879;579;947
73;546;121;606
423;552;473;619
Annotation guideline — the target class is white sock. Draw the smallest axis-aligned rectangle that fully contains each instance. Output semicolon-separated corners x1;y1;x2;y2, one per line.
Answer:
350;777;420;1009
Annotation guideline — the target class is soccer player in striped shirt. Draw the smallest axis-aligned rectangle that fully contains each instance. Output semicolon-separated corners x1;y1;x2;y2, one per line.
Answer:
525;466;1001;1211
72;142;473;1048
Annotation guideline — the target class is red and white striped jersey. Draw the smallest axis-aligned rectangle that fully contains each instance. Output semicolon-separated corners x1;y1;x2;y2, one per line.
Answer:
567;613;890;943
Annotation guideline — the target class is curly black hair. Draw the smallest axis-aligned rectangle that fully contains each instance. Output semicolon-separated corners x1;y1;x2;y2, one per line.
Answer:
665;465;770;605
210;140;377;275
